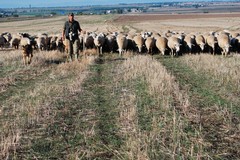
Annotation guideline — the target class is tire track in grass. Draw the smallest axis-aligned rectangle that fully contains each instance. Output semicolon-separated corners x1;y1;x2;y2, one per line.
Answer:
157;56;239;115
80;57;123;159
115;55;196;159
157;55;240;159
3;55;123;159
32;55;125;159
3;58;95;159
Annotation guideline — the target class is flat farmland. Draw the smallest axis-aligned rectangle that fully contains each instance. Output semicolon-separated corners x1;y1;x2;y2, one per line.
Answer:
0;13;240;159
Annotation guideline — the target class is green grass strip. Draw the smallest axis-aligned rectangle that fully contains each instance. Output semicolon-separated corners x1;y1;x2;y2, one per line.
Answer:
157;56;239;116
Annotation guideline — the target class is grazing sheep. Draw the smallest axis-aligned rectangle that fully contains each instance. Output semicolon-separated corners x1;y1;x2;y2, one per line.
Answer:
0;35;7;49
229;32;240;52
56;36;65;52
164;30;173;37
141;31;152;39
195;34;206;52
10;34;21;49
2;32;12;47
234;36;240;52
79;33;84;52
49;35;58;50
145;37;156;54
83;32;95;50
217;34;231;56
106;34;117;53
133;34;145;53
126;33;135;52
94;33;106;55
36;35;47;50
116;34;128;56
206;34;218;55
155;36;168;55
183;34;196;54
167;36;182;57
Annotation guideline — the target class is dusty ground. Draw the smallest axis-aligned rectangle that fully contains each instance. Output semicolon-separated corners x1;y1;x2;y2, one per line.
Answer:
113;13;240;33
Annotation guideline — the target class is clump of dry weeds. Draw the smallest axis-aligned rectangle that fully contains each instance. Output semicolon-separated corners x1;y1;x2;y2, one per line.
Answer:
0;50;22;65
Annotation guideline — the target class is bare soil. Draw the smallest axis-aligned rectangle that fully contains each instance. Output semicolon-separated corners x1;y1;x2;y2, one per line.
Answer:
114;13;240;22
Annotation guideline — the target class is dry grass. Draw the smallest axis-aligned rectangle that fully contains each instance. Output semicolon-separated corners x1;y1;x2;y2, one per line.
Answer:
0;76;16;93
1;14;240;159
115;55;239;159
119;55;190;110
0;51;95;159
0;50;22;66
116;55;199;159
180;54;240;100
117;89;149;159
181;54;240;85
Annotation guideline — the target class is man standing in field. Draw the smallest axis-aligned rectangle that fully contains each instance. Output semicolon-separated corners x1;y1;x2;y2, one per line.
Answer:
62;12;82;62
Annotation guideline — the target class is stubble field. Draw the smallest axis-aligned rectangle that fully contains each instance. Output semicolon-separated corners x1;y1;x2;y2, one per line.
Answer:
0;13;240;159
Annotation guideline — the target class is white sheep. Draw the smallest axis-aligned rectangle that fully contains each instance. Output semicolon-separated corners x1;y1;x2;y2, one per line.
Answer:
10;34;21;49
116;33;128;56
106;34;117;53
217;34;231;56
206;34;218;55
155;36;168;55
133;34;144;53
94;33;106;55
183;34;196;54
36;33;48;50
83;32;95;50
167;36;182;57
195;34;206;52
145;37;156;54
126;33;135;51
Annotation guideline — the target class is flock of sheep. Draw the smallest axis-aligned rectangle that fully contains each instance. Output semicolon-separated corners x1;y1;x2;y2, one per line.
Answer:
0;29;239;65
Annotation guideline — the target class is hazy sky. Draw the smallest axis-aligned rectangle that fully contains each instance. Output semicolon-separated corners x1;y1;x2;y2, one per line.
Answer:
0;0;180;8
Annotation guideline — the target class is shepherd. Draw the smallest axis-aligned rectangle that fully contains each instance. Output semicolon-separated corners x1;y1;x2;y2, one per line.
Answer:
62;12;82;62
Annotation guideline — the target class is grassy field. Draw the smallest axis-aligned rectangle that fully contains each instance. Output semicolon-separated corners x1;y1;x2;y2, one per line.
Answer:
0;14;240;159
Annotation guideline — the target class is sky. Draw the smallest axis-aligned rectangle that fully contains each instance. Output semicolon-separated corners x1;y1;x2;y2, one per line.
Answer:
0;0;195;8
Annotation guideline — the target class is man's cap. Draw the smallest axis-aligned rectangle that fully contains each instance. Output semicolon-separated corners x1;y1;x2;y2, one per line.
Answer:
68;12;74;16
